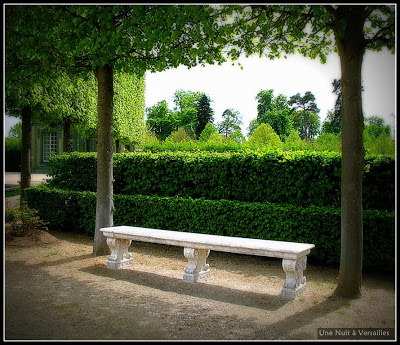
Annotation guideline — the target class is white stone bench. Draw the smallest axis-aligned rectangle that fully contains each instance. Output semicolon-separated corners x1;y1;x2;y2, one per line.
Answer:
100;226;315;299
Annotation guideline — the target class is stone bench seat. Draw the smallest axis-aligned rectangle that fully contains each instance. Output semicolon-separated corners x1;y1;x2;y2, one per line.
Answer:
100;226;315;299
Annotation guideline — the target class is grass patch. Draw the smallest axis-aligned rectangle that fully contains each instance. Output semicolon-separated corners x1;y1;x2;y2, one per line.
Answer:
44;251;61;258
6;189;20;198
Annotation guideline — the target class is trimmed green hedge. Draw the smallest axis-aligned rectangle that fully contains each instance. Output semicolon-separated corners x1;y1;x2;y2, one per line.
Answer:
24;185;395;272
48;151;395;210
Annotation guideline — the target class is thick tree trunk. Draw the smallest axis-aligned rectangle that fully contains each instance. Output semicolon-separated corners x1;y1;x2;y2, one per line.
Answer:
93;64;114;256
62;119;72;153
334;7;366;298
20;105;32;206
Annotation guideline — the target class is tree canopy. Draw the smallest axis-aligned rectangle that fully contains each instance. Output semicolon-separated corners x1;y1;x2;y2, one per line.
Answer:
217;108;243;138
250;89;292;141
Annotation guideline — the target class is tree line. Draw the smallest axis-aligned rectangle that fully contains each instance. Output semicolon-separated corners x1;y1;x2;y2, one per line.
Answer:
143;83;394;156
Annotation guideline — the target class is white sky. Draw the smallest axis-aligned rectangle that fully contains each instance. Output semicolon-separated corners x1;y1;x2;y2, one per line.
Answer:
4;49;395;138
145;49;396;137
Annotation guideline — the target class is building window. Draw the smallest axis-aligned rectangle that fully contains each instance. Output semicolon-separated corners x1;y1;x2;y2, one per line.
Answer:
43;132;57;162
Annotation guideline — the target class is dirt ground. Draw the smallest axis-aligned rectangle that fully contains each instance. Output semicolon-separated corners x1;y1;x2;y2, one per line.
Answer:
4;203;396;341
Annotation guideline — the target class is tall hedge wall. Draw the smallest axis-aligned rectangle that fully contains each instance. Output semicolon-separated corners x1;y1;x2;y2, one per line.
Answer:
24;185;395;272
48;151;395;210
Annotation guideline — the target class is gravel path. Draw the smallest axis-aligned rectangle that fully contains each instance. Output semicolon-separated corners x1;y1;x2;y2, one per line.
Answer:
4;227;396;341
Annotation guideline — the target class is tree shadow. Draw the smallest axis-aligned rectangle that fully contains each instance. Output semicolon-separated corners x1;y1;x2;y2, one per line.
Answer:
9;253;94;268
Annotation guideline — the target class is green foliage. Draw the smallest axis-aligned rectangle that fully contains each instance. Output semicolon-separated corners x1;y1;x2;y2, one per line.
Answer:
290;110;321;141
24;185;395;272
217;108;243;137
5;136;22;151
254;89;292;141
5;204;47;237
7;122;22;138
314;133;342;153
113;72;146;146
29;71;98;135
165;127;195;143
364;132;395;156
363;155;396;211
195;94;214;138
199;122;218;141
48;152;98;191
146;100;177;141
321;80;342;135
246;123;283;149
47;150;394;211
173;89;204;132
321;109;341;135
282;129;309;151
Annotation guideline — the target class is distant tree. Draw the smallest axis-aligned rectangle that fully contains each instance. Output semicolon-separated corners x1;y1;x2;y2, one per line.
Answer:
321;109;339;135
8;123;22;138
246;123;283;149
173;89;204;132
364;116;391;138
230;129;246;144
330;79;343;134
247;118;260;138
290;110;321;141
217;108;243;137
255;89;292;141
195;94;214;138
146;101;177;141
363;116;394;156
322;79;364;135
289;91;321;141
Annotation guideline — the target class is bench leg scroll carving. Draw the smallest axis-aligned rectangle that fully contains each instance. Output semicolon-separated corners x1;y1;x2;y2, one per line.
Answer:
106;238;133;269
183;248;210;283
281;256;307;299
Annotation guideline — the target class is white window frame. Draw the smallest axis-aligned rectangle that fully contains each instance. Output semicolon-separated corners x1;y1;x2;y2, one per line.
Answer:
43;132;58;162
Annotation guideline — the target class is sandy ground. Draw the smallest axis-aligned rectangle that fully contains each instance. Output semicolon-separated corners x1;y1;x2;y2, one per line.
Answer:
4;205;396;341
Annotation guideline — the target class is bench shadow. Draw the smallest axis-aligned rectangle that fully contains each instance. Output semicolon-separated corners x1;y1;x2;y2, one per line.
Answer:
80;264;287;311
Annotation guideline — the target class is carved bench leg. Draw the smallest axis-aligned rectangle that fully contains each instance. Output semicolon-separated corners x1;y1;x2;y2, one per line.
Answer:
281;256;308;299
183;248;210;283
106;238;133;269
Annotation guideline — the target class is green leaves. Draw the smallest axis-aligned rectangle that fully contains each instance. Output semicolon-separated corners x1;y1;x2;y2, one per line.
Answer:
24;185;395;271
48;150;395;211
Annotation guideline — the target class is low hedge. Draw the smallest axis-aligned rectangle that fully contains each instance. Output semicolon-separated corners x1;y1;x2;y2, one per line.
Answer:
47;151;395;210
24;185;395;272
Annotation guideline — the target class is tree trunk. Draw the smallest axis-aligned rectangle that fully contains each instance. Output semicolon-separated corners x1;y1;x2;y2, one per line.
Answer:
115;139;120;153
93;64;114;256
20;105;32;206
334;7;366;299
62;119;72;153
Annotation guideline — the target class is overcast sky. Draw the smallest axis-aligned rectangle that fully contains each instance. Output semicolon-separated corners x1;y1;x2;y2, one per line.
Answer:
145;49;396;137
4;49;395;138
